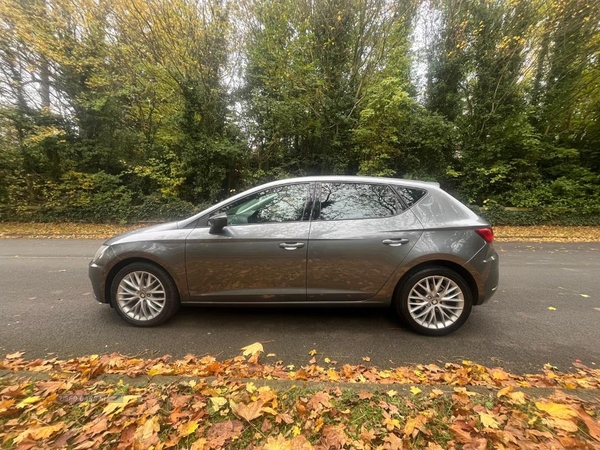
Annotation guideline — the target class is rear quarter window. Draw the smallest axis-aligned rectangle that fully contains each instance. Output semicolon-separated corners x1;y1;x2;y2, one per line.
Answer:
395;187;427;208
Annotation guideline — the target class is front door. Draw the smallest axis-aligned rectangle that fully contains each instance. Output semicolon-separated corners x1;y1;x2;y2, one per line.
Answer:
307;182;423;301
185;183;313;302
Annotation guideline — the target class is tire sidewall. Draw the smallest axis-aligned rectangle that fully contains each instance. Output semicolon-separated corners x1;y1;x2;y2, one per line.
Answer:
396;266;473;336
110;262;179;327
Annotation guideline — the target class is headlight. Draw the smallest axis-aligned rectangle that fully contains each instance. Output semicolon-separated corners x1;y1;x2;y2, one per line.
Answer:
92;245;110;263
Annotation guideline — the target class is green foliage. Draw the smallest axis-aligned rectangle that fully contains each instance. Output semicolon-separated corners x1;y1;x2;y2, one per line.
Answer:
0;0;599;223
132;195;202;222
473;203;600;226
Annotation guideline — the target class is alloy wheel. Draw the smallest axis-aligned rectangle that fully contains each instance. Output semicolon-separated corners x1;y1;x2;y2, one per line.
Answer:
116;271;166;321
407;275;465;330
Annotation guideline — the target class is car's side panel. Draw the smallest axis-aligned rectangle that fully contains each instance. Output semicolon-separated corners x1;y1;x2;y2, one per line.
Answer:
365;230;488;305
306;209;424;301
185;222;310;302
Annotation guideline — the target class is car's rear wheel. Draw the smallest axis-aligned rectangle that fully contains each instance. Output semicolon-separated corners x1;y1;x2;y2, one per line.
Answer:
110;262;179;326
395;266;472;336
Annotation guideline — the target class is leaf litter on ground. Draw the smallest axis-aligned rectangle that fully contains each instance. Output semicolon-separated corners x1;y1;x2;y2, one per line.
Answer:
1;345;600;449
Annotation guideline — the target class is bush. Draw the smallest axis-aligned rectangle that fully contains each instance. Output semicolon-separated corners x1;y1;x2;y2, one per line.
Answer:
471;203;600;226
131;195;204;222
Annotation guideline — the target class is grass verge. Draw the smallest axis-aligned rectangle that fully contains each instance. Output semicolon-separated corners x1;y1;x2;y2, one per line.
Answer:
1;349;599;449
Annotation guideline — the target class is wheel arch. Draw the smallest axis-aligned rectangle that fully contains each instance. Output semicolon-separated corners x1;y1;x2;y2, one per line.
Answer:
104;257;182;305
392;259;479;305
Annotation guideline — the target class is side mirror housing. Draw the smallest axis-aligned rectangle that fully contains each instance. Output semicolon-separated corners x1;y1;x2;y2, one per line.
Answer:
208;213;228;234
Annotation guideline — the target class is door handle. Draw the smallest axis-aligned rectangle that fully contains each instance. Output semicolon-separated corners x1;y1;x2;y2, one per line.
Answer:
279;242;305;250
382;238;409;247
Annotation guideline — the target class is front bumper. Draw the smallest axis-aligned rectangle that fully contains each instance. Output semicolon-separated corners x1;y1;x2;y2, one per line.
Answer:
89;262;107;303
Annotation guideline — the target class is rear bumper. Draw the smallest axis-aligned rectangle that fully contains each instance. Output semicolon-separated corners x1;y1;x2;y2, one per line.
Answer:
468;243;499;305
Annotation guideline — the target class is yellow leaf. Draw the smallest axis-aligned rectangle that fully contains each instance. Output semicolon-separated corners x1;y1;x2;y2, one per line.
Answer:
430;389;444;399
103;395;139;415
324;357;331;363
508;391;526;404
0;399;15;412
581;294;590;298
386;390;397;397
404;414;428;437
309;349;317;356
546;417;578;432
497;386;513;398
535;401;577;419
178;420;199;437
16;396;41;408
241;342;264;357
134;416;159;442
14;423;65;444
190;438;207;450
410;386;422;395
491;369;508;380
548;306;556;311
478;412;500;429
210;397;227;412
327;369;339;381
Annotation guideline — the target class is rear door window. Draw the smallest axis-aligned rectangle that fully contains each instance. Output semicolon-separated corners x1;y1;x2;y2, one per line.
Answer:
315;183;400;221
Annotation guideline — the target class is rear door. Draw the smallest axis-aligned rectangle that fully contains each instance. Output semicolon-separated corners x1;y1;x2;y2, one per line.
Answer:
185;182;314;302
307;182;423;301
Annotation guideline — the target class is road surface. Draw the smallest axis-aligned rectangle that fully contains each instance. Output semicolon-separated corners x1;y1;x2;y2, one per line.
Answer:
0;239;598;373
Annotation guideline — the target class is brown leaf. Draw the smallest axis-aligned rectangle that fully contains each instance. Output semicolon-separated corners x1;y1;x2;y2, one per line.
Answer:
404;414;428;438
360;425;376;443
382;433;403;450
574;404;600;442
307;391;332;410
206;420;243;448
262;434;314;450
318;424;350;449
463;437;487;450
450;420;474;444
545;417;579;432
261;418;273;433
231;400;264;421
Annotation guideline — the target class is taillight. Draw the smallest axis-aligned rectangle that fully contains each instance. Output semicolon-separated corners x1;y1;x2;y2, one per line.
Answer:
475;228;494;243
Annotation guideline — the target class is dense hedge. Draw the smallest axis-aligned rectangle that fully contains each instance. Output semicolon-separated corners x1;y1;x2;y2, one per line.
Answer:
473;205;600;226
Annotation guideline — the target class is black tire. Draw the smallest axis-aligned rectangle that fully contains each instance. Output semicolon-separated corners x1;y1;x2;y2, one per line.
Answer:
395;266;473;336
110;262;180;326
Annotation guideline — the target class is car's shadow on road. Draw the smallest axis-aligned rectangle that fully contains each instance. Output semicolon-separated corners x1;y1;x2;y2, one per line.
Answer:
163;304;497;338
173;304;401;330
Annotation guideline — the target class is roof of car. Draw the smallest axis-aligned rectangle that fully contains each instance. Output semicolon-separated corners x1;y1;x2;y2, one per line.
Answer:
263;176;440;189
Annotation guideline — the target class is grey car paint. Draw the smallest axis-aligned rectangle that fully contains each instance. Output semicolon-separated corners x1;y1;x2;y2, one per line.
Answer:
89;175;498;311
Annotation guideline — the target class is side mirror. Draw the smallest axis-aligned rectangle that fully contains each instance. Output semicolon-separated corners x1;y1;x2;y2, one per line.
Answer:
208;213;228;234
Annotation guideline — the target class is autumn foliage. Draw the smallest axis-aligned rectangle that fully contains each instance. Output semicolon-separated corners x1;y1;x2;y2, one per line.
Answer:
1;345;599;449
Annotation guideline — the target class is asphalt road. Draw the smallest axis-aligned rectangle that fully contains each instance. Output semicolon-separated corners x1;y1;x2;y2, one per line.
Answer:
0;239;599;373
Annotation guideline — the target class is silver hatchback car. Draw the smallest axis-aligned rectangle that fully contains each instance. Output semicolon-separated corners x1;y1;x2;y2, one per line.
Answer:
89;176;499;336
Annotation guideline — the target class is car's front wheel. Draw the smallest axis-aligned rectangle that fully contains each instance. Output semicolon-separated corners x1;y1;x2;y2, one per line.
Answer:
110;262;179;326
395;266;473;336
